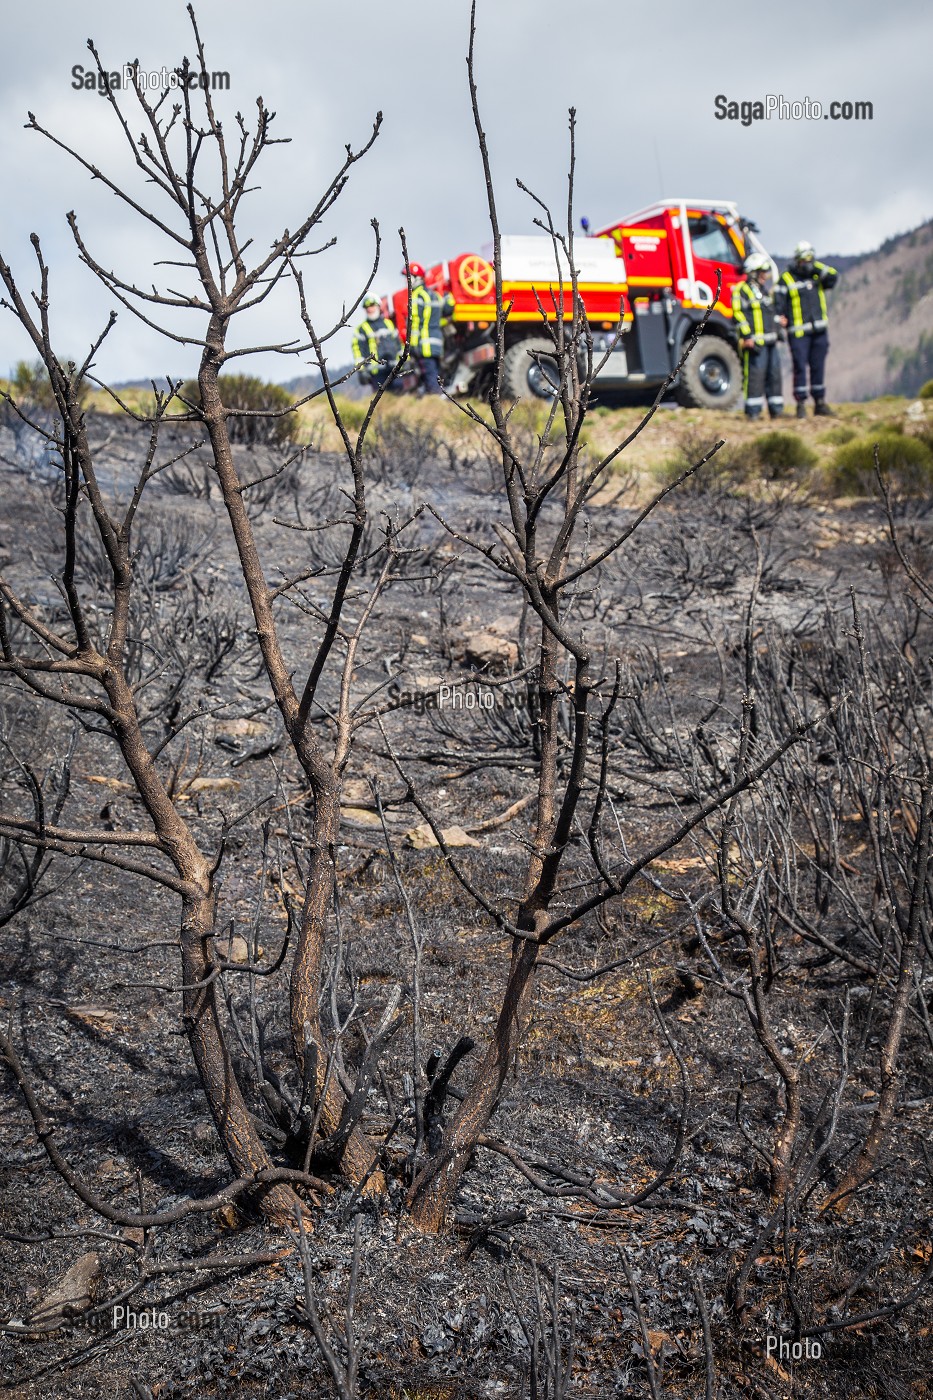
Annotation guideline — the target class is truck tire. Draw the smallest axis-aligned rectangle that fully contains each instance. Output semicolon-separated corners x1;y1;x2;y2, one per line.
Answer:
501;337;561;400
675;336;741;410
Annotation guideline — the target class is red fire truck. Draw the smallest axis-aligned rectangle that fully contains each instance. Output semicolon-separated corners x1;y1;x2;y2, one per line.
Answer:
389;199;776;408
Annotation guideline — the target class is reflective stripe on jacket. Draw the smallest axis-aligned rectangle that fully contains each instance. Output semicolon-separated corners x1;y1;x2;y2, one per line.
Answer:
777;261;838;337
351;315;401;370
409;284;453;359
731;280;780;346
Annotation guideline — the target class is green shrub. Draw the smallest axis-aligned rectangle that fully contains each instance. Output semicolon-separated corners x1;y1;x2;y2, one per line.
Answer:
753;431;818;478
829;430;933;495
662;428;818;490
819;424;857;446
919;379;933;400
6;357;90;412
180;374;296;445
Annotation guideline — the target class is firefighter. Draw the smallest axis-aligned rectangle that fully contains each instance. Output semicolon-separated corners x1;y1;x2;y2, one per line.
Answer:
776;241;838;417
732;253;785;420
351;296;401;392
402;262;454;395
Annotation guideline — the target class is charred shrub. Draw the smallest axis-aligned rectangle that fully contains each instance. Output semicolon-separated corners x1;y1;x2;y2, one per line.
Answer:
77;515;216;595
160;458;214;499
362;415;455;487
0;359;86;478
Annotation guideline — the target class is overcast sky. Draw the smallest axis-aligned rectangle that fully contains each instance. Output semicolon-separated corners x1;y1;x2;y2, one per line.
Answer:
1;0;930;382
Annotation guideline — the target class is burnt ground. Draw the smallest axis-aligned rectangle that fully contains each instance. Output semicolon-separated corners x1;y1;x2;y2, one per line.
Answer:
1;409;932;1399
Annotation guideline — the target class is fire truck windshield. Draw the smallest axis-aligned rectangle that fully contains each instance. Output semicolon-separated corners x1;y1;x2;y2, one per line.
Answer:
688;216;744;267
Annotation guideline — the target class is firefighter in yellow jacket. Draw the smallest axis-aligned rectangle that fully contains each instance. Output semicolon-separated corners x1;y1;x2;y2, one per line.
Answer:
731;254;785;419
351;296;401;392
401;263;454;395
775;241;838;417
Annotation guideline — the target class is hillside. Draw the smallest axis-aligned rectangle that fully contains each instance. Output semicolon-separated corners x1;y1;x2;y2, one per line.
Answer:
818;218;933;400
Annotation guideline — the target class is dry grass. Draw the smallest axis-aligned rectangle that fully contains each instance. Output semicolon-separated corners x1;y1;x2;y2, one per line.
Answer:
10;376;911;505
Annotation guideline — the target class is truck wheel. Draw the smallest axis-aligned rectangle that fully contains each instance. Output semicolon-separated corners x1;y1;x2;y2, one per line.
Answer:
501;337;561;400
675;337;741;410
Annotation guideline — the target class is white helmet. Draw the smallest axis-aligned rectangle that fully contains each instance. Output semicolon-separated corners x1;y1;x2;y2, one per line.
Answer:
794;240;815;261
743;253;771;275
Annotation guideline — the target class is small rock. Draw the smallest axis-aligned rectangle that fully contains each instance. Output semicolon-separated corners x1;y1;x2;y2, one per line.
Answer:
62;1005;121;1031
215;718;269;740
29;1252;100;1324
906;400;927;421
342;779;373;805
222;935;263;964
453;630;518;673
405;824;482;850
341;805;381;825
187;776;241;794
192;1119;217;1148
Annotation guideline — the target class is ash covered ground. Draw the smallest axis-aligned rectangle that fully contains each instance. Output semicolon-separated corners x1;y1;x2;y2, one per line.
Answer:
1;407;932;1399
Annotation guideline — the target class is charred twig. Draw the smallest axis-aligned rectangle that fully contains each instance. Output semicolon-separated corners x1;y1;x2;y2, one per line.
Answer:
289;1208;363;1400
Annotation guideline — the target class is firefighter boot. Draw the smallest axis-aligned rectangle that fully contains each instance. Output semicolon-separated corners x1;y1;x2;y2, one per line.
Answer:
796;403;807;419
814;401;835;417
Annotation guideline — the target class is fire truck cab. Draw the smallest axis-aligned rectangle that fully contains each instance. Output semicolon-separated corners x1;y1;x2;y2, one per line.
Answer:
389;199;775;408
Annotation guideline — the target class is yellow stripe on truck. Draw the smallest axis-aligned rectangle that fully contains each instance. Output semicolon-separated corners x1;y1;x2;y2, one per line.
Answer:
451;305;634;323
494;280;630;294
454;281;631;298
679;299;733;316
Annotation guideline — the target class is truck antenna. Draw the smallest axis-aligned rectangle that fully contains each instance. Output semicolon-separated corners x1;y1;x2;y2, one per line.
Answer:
652;137;665;198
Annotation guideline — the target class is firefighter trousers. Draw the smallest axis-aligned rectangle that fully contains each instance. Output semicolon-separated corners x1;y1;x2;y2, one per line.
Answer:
789;330;829;403
743;343;784;419
370;364;398;392
415;353;443;395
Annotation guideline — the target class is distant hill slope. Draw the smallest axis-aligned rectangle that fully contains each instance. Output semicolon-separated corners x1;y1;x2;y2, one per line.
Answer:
806;220;933;400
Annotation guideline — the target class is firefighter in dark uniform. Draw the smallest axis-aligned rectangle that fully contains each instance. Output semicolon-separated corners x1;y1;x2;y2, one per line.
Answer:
732;253;785;419
402;262;454;395
351;296;401;392
776;241;838;417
